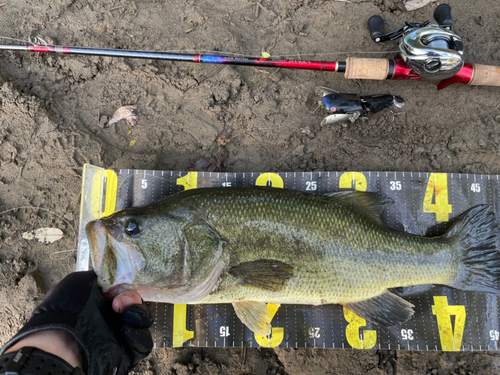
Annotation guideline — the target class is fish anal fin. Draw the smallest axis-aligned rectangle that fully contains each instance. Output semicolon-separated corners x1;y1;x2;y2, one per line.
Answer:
232;301;271;336
229;260;293;292
323;191;394;220
343;290;415;327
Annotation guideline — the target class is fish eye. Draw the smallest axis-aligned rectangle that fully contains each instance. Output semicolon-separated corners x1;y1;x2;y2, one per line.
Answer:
124;220;140;236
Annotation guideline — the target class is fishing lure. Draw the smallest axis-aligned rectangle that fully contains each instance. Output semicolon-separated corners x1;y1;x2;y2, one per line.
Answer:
316;86;404;126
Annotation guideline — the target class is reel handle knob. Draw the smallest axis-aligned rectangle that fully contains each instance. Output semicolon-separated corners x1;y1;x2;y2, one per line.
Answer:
368;15;385;42
434;4;453;29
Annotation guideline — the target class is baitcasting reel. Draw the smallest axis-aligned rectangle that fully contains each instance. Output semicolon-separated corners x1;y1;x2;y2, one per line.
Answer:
368;4;463;80
316;86;404;126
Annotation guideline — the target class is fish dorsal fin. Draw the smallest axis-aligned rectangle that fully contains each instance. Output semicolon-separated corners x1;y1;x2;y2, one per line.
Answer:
344;290;415;327
232;301;271;336
323;190;393;221
229;259;294;292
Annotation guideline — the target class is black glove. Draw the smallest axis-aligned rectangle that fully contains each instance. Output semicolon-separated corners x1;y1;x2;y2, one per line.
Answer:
0;270;153;375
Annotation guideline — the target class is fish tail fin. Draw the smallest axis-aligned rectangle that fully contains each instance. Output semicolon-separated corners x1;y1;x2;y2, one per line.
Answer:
446;205;500;294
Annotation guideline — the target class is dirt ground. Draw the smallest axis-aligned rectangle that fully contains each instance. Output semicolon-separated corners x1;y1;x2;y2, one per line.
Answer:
1;0;500;374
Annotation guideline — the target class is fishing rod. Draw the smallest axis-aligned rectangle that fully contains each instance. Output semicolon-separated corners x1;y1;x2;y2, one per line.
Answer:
0;4;498;90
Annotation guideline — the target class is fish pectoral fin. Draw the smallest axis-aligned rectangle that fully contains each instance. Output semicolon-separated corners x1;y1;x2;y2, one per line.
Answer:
323;191;394;221
343;290;415;327
232;301;271;336
229;259;293;292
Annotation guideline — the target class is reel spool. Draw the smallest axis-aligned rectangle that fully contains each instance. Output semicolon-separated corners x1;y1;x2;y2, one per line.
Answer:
368;4;464;80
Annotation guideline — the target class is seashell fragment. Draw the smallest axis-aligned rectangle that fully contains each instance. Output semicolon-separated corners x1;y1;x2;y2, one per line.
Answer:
405;0;436;11
106;105;144;127
22;228;64;244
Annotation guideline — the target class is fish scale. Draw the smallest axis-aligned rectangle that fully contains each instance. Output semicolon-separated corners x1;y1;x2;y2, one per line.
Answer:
183;188;453;304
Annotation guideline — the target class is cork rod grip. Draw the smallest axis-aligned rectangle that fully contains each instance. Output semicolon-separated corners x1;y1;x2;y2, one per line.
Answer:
469;64;500;86
345;57;389;80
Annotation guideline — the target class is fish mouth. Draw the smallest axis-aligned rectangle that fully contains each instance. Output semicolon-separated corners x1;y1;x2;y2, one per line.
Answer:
86;220;146;296
86;220;107;274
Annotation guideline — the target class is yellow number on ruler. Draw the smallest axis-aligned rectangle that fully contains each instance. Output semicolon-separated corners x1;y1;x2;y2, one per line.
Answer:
343;307;377;349
255;174;285;344
432;296;466;351
172;304;195;347
339;172;367;192
255;173;284;188
171;172;199;347
177;172;198;191
90;169;118;219
423;173;452;222
254;304;284;348
339;173;375;349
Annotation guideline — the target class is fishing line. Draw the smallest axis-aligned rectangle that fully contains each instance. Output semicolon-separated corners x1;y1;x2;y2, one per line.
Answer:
206;103;322;171
50;249;77;260
0;34;399;59
0;206;77;260
0;35;48;46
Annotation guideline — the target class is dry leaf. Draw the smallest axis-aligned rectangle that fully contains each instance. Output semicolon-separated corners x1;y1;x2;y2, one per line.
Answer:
106;105;145;127
216;136;230;147
23;228;64;244
405;0;436;11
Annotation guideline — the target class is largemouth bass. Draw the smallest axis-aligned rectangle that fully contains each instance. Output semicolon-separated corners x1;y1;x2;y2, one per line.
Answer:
86;187;500;335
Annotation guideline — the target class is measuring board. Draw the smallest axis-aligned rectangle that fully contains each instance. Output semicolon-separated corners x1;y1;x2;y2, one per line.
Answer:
77;164;500;351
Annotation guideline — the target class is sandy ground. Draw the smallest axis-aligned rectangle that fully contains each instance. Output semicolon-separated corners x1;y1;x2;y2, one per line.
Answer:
1;0;500;373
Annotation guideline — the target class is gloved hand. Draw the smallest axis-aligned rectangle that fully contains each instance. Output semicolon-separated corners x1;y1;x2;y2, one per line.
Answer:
0;270;153;375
